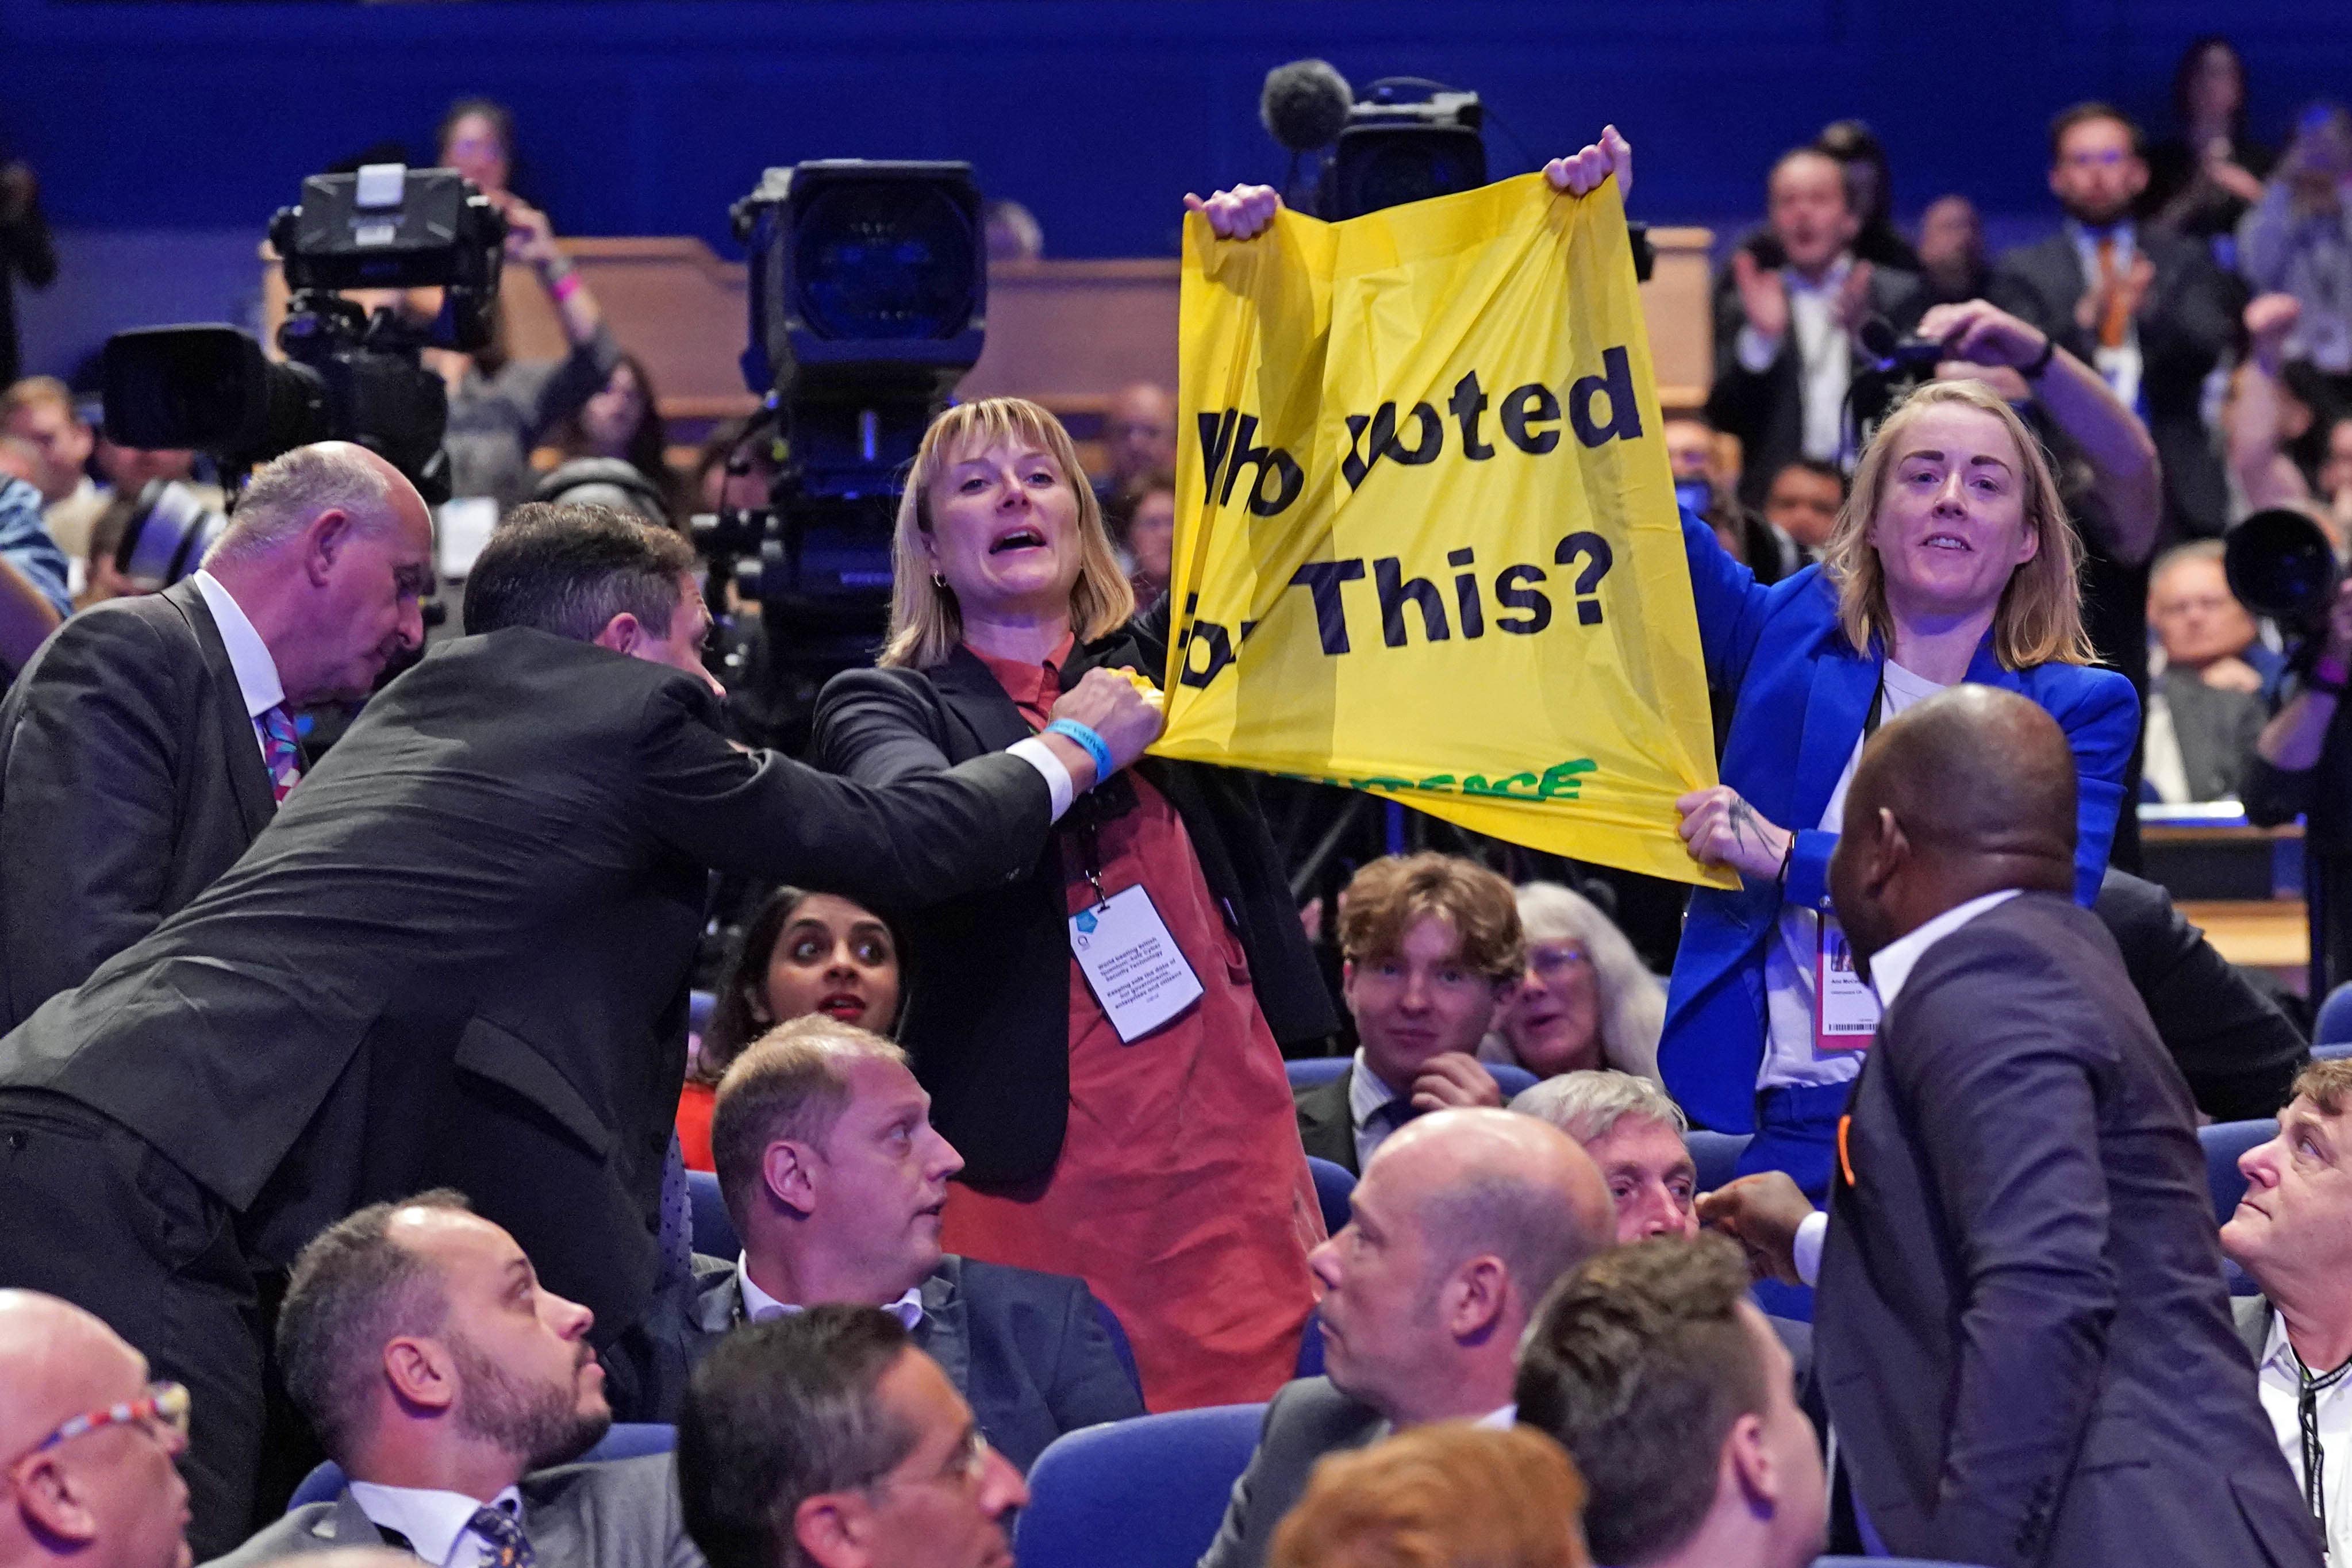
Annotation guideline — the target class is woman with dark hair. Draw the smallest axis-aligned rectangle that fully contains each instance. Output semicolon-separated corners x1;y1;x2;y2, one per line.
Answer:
2143;37;2273;247
1815;119;1919;272
676;886;904;1171
437;97;520;202
551;353;681;519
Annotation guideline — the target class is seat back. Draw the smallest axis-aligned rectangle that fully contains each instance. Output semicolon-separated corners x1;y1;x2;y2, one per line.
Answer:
287;1424;678;1509
1286;1058;1349;1090
1488;1062;1539;1099
2202;1119;2276;1225
1014;1404;1266;1568
1304;1156;1355;1235
1686;1130;1751;1193
1296;1308;1325;1379
2318;980;2352;1045
687;1169;738;1258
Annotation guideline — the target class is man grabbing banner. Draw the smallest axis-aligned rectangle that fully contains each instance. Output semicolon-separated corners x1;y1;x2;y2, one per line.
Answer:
1165;132;1729;886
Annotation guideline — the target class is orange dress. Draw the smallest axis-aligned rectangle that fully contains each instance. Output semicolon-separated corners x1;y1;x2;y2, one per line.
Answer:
939;640;1324;1410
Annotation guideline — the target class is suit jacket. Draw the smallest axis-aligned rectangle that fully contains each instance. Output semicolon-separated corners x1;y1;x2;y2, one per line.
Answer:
1704;256;1923;510
1197;1377;1387;1568
811;604;1336;1184
1292;1071;1357;1174
0;578;278;1029
203;1454;704;1568
1814;893;2320;1568
630;1254;1142;1471
1988;228;2234;539
1658;510;2139;1135
0;628;1056;1343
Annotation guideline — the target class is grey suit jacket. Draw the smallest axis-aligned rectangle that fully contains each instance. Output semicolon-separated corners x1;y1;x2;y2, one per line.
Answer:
203;1454;705;1568
1292;1071;1357;1175
2237;1293;2278;1362
1197;1377;1386;1568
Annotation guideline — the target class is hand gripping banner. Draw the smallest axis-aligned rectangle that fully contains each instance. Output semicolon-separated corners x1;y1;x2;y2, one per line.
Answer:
1159;173;1731;887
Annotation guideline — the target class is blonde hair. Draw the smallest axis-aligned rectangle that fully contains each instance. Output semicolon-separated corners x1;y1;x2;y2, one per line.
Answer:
1821;379;2094;668
879;398;1136;669
1268;1423;1591;1568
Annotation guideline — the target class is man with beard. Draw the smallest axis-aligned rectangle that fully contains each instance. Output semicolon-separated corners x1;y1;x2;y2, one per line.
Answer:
208;1195;702;1568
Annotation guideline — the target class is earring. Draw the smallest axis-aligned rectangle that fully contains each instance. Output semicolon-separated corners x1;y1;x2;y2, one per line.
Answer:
932;572;947;589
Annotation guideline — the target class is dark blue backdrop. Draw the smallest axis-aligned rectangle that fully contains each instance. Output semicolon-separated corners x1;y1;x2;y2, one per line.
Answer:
5;0;2349;255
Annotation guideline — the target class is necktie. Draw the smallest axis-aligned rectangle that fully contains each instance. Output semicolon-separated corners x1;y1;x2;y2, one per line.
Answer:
1370;1098;1416;1133
2094;236;2131;350
2291;1343;2352;1543
656;1132;693;1289
467;1505;533;1568
258;704;302;804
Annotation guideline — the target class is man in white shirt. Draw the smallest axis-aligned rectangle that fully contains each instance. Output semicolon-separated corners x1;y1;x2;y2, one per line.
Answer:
0;378;103;570
1200;1108;1613;1568
208;1193;701;1568
2222;1059;2352;1565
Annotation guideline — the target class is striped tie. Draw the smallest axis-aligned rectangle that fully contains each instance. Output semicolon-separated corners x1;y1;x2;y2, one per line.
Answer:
258;705;302;805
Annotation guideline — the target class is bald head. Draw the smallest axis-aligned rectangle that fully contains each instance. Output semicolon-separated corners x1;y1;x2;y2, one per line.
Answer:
0;1292;143;1460
1830;685;2078;963
1378;1109;1615;1311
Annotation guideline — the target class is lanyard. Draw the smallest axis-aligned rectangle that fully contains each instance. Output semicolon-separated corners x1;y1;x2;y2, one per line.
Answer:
2291;1342;2352;1544
1863;670;1889;740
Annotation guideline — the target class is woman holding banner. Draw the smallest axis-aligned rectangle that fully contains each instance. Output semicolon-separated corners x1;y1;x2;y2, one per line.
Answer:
810;396;1334;1411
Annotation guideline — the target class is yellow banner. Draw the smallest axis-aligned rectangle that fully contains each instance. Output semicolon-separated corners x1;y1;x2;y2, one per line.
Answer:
1158;174;1728;887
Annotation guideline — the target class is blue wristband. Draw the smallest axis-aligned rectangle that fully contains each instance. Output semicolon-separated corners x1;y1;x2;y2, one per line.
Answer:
1043;718;1114;782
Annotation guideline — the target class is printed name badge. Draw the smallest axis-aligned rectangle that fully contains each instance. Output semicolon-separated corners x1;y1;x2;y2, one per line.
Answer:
1070;885;1206;1044
1816;917;1881;1051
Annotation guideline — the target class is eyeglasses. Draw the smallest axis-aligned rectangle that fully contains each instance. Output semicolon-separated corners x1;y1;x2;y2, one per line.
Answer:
1527;944;1592;978
13;1382;190;1467
865;1427;993;1497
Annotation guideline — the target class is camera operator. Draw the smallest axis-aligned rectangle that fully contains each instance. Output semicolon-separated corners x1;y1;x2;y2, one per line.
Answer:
2246;574;2352;986
0;440;435;1031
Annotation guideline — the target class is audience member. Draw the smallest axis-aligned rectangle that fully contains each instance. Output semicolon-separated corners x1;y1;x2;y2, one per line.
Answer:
1663;376;2135;1204
550;354;678;519
1990;102;2235;538
0;379;100;564
814;396;1331;1410
2228;293;2352;526
1515;1237;1824;1568
1707;145;1921;508
2220;1059;2352;1565
2143;540;2271;802
437;100;517;203
693;418;778;518
0;501;1158;1554
211;1193;700;1568
0;1290;190;1568
2247;580;2352;985
0;153;53;389
678;886;902;1173
1704;686;2319;1568
2143;37;2273;252
2239;102;2352;387
1097;381;1177;504
1815;120;1919;272
1106;466;1176;604
677;1307;1027;1568
89;436;197;499
1265;1424;1590;1568
1198;1109;1613;1568
1509;1073;1693;1244
1913;194;1990;308
1665;415;1792;581
1480;882;1663;1082
641;1019;1140;1462
983;199;1044;264
0;443;436;1031
76;490;142;606
1757;458;1844;559
1296;853;1520;1176
0;474;66;672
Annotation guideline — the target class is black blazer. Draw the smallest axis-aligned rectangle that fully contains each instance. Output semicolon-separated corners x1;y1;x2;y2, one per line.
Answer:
1988;228;2234;539
1292;1071;1357;1174
1704;256;1923;510
811;612;1337;1185
0;578;278;1029
1198;1377;1388;1568
0;629;1057;1342
1815;893;2319;1568
630;1254;1143;1471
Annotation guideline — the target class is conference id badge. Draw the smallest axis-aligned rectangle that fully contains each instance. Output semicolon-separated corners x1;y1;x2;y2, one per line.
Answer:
1815;917;1879;1051
1070;885;1205;1044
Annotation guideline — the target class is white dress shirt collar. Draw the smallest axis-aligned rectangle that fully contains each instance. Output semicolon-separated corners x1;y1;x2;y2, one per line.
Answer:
1348;1050;1402;1132
1475;1404;1517;1430
1866;889;2023;1009
736;1257;924;1330
344;1481;523;1568
191;569;286;719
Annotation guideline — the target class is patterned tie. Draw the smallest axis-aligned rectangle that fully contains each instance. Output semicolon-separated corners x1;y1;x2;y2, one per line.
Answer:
258;704;303;804
467;1505;533;1568
656;1132;693;1288
2093;235;2130;349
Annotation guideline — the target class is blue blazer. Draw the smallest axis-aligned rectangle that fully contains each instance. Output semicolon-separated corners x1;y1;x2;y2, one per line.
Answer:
1658;512;2140;1135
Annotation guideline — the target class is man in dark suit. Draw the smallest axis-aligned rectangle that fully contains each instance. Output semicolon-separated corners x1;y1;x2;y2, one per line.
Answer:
1293;854;1519;1175
1703;686;2318;1568
0;440;439;1029
1989;104;2236;540
209;1194;703;1568
0;504;1160;1555
1706;146;1921;510
633;1018;1142;1468
1200;1109;1612;1568
2220;1059;2352;1563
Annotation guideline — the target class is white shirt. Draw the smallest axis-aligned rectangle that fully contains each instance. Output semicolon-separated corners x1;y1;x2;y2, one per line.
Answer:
1736;253;1855;466
1475;1404;1517;1430
1759;660;1949;1091
1004;736;1078;823
2255;1309;2352;1563
2066;219;2147;414
344;1481;524;1568
736;1257;924;1331
1348;1050;1409;1174
1790;888;2023;1285
190;569;287;765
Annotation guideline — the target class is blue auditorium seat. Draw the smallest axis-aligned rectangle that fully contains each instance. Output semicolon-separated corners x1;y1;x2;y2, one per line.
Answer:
2318;980;2352;1045
1296;1308;1325;1378
1014;1404;1266;1568
1686;1129;1751;1193
1286;1056;1539;1099
1812;1559;1995;1567
2316;1040;2352;1063
686;1169;737;1258
2203;1118;2276;1224
688;988;717;1035
289;1425;677;1508
1305;1156;1355;1235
